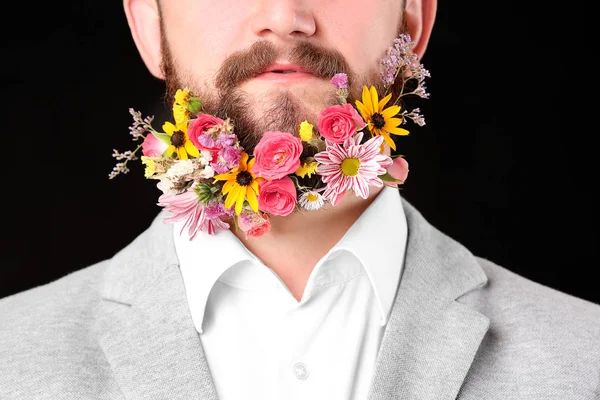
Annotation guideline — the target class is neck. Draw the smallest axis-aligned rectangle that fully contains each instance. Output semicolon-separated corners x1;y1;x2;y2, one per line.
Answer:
229;144;392;301
231;184;384;301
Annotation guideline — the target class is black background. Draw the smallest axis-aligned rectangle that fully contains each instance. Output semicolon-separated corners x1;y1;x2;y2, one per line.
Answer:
2;1;597;304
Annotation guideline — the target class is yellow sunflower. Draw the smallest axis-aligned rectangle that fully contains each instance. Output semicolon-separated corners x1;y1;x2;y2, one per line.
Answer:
355;86;409;151
213;152;264;215
172;88;191;125
162;120;199;160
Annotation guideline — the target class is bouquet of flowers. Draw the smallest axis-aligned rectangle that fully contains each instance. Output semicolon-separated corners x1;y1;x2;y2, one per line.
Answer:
110;34;429;239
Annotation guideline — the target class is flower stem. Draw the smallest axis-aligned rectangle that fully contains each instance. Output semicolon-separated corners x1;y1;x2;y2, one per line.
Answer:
384;66;404;97
392;76;411;106
109;142;144;180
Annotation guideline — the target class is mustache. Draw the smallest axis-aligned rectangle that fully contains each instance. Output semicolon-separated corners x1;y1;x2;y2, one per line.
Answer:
214;41;354;92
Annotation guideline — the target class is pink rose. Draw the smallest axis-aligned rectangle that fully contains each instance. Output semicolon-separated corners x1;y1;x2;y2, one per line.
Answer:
238;212;271;239
188;114;224;151
258;176;297;216
384;156;409;187
253;131;302;180
142;133;168;156
317;104;365;144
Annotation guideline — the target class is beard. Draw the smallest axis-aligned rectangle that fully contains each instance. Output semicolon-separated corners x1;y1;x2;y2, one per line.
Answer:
159;27;386;155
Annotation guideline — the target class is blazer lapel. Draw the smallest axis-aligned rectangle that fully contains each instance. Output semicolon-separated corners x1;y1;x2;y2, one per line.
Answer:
95;213;219;400
368;199;490;400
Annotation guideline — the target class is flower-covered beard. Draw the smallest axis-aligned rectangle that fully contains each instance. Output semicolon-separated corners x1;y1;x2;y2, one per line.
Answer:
160;36;383;155
113;26;430;239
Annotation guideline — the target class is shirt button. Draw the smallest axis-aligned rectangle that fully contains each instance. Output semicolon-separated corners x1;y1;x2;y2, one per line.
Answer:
292;362;309;380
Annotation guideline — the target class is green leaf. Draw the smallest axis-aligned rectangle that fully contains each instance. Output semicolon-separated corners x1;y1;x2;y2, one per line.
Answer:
161;147;176;158
195;182;217;205
379;172;404;183
187;97;203;113
154;132;172;145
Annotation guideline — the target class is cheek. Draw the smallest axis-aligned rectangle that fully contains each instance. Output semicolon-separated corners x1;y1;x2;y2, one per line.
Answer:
161;0;252;85
319;0;403;76
168;28;229;84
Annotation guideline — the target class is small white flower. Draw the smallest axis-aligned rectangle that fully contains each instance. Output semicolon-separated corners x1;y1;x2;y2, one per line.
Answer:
166;159;195;179
198;165;215;179
199;150;213;166
299;190;325;211
156;176;176;194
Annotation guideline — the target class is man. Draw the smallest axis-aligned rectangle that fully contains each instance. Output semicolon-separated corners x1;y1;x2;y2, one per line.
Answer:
1;0;598;399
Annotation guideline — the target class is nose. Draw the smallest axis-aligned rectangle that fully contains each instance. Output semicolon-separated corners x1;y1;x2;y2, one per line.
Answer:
250;0;316;40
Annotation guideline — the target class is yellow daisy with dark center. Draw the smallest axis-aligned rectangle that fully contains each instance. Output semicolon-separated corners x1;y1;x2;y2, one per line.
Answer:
213;152;264;215
355;86;409;151
163;120;199;160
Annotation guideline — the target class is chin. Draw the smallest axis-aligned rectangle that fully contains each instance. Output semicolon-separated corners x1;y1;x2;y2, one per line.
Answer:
245;81;335;116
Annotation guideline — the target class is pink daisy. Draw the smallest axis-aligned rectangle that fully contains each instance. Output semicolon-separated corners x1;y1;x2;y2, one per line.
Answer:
158;190;231;239
314;132;393;206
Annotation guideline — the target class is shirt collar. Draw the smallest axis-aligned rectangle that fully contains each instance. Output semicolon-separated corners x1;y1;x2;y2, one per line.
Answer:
328;186;407;326
174;221;260;334
174;186;407;333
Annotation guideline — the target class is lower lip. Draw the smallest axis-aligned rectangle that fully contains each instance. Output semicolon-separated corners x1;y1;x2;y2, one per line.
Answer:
254;71;316;83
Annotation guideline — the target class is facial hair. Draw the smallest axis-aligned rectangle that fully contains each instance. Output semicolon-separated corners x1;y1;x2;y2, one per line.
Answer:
159;23;386;154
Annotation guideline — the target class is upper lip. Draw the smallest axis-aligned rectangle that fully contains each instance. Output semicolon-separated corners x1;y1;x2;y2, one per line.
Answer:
262;63;313;74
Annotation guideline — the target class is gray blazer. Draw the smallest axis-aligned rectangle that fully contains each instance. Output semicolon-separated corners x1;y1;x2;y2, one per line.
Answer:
1;199;599;399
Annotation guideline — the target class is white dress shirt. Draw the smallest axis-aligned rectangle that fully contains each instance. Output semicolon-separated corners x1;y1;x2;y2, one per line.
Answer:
174;186;407;400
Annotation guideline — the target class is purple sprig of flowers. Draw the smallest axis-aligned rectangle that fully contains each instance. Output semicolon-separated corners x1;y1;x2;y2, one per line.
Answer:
109;109;157;179
330;73;349;105
380;33;431;126
381;34;419;89
109;149;139;179
330;73;348;89
400;108;426;127
128;108;154;141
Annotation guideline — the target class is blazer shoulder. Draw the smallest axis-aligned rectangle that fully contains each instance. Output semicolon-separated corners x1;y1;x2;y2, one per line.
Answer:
459;258;600;398
0;260;121;398
0;260;110;343
475;257;600;326
0;259;109;318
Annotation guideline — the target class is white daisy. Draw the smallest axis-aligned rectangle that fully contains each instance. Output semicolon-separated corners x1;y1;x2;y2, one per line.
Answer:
299;190;325;211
